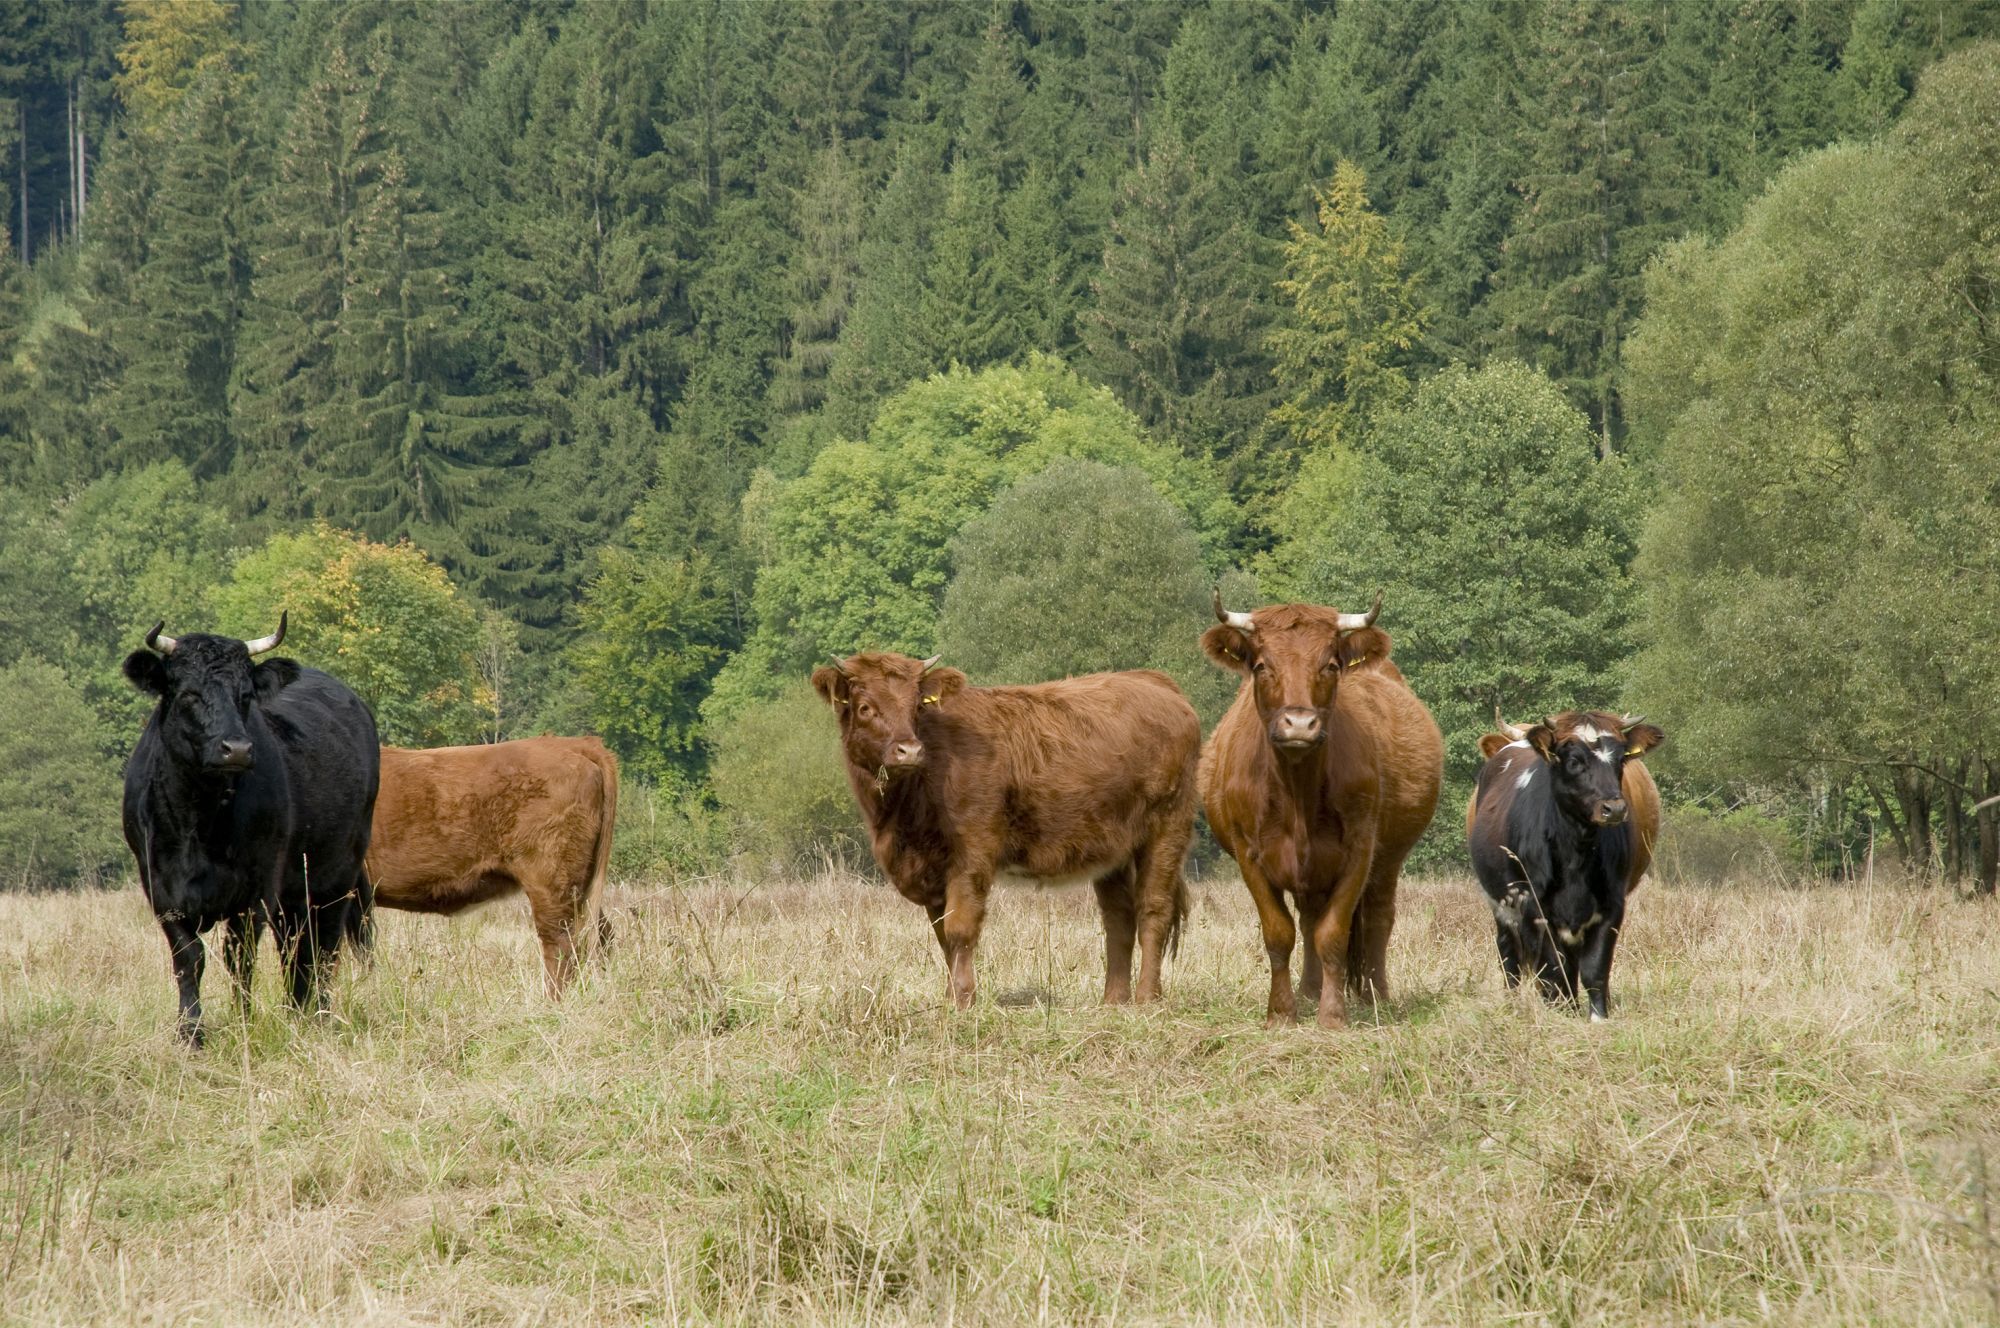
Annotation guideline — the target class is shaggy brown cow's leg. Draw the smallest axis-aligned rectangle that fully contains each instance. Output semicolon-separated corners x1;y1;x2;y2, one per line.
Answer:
1131;829;1189;1004
1240;861;1297;1027
1092;865;1137;1005
1310;842;1376;1029
940;871;989;1010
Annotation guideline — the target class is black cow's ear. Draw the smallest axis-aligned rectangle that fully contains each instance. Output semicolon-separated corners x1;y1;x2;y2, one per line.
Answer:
1525;723;1558;760
1200;625;1252;673
810;666;851;712
1337;626;1392;671
123;650;168;696
1621;722;1664;756
252;656;302;699
921;667;967;705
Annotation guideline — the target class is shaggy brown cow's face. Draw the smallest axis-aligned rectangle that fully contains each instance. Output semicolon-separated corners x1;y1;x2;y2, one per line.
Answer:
811;652;967;786
1202;604;1390;758
1522;712;1664;828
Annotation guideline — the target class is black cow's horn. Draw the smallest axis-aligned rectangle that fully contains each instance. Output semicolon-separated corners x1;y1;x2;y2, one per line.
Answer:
1336;590;1382;632
244;611;287;656
145;621;178;655
827;654;850;676
919;654;943;673
1212;588;1256;631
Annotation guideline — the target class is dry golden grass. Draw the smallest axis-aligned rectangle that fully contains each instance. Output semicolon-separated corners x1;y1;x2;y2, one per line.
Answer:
2;871;1997;1326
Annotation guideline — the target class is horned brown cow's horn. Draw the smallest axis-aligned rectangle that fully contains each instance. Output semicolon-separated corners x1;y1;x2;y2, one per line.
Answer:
1336;590;1382;632
919;654;943;673
827;654;850;676
1494;707;1527;741
145;621;178;655
1212;588;1256;631
243;611;287;656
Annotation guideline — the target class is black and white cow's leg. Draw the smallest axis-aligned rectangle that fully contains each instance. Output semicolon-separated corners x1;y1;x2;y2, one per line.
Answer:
160;915;207;1047
1494;921;1524;987
1577;905;1623;1022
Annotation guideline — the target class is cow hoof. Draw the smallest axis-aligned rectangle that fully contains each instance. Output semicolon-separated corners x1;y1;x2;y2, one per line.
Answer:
1589;1010;1609;1024
1315;1006;1349;1031
1263;1010;1296;1030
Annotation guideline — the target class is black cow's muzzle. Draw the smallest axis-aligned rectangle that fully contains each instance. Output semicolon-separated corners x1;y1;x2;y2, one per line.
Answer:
206;739;254;774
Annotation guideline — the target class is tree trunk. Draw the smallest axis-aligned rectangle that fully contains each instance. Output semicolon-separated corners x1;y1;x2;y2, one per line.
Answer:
1860;771;1910;863
1979;760;1998;896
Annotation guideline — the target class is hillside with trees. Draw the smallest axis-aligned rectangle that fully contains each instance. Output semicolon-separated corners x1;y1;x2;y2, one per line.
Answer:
0;0;1995;888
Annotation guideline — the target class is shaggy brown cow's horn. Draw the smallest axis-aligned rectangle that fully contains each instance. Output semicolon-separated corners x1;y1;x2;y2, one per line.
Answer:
1494;707;1527;741
1335;590;1382;632
827;654;850;676
243;611;287;656
145;621;178;655
919;654;943;673
1212;588;1256;631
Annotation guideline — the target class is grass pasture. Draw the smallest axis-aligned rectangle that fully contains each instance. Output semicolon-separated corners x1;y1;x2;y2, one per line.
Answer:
2;872;1997;1326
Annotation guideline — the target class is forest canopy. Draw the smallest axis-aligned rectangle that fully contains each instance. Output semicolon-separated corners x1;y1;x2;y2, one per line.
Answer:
0;0;1995;886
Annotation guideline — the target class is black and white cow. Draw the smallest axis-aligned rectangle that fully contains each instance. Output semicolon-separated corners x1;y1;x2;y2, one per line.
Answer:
1466;710;1664;1020
121;615;379;1044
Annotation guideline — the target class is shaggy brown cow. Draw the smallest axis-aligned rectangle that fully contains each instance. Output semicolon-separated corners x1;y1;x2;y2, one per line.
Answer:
1470;710;1660;893
1199;593;1443;1028
811;652;1201;1009
1466;711;1664;1019
366;737;619;994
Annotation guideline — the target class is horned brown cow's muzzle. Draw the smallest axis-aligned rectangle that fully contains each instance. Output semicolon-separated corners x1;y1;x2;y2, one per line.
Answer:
1268;708;1323;751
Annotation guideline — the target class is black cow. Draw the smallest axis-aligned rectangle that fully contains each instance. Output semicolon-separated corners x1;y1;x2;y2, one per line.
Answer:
1466;710;1664;1021
121;615;379;1044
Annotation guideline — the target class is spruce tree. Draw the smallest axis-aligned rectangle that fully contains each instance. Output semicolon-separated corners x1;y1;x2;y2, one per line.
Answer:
768;138;863;435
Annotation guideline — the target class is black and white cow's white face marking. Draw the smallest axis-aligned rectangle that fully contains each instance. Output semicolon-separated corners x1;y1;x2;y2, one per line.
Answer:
1525;715;1664;830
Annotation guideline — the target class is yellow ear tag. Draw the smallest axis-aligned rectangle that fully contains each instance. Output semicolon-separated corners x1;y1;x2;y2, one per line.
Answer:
1626;746;1642;757
1347;656;1363;669
922;694;940;705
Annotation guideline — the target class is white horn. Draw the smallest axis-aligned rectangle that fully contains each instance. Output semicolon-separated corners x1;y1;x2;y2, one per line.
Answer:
144;621;178;655
243;611;287;656
919;654;943;673
1494;706;1527;741
1335;590;1382;632
1212;588;1255;631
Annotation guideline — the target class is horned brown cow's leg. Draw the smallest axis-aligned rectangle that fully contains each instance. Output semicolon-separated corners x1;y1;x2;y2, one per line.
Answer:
1092;865;1137;1005
1309;839;1376;1029
940;871;990;1010
1349;867;1399;1006
1295;891;1328;1010
1240;860;1297;1028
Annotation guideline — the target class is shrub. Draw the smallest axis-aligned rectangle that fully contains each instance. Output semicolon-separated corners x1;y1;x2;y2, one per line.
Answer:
0;658;125;888
709;683;866;873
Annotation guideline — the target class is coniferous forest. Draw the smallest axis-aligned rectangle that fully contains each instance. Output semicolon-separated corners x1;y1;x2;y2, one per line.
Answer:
2;0;1997;889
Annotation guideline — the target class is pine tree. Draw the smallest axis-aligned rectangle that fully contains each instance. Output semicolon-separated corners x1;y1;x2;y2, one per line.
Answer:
767;138;863;432
825;141;942;437
921;151;1009;370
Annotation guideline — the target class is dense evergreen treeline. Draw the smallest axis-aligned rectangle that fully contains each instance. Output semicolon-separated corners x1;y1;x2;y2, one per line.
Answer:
1;0;1996;888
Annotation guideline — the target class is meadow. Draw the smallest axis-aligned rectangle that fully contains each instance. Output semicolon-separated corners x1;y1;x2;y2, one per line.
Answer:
2;870;1996;1326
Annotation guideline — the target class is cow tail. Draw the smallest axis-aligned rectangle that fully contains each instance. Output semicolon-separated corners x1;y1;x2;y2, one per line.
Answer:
1167;871;1189;959
343;866;376;956
584;743;620;958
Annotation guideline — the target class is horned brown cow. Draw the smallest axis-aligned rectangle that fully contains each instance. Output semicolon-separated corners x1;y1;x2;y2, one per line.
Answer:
811;652;1200;1009
1470;710;1660;894
366;737;618;994
1199;593;1443;1029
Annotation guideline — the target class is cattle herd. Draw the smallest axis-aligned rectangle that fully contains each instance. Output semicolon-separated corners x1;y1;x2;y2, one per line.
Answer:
119;595;1662;1045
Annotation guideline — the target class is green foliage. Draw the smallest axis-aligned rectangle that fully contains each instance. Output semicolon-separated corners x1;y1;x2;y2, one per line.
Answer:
708;682;865;872
570;548;733;784
0;657;123;888
938;459;1234;722
1625;44;2000;873
213;524;488;747
112;0;242;137
609;777;729;883
710;355;1232;720
1263;362;1637;820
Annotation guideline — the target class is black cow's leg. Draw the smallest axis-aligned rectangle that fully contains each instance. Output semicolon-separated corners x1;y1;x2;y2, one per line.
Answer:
161;916;206;1047
289;894;346;1015
223;909;261;1019
1577;908;1623;1021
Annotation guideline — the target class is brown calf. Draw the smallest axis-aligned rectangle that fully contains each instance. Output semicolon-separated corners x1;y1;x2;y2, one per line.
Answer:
367;737;619;994
812;652;1201;1009
1199;594;1443;1028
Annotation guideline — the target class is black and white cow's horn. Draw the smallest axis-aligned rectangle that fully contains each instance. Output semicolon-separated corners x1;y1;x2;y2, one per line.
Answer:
243;611;287;656
1620;712;1646;728
145;621;178;655
1494;707;1527;741
919;654;943;673
1336;590;1382;632
1212;588;1256;631
827;653;850;676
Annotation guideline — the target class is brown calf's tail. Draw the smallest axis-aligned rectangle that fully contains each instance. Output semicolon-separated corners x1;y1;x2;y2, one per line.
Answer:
1167;871;1189;959
582;741;620;959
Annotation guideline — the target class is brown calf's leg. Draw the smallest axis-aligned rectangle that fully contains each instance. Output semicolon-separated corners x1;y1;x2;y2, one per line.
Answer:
1240;860;1298;1028
527;889;582;997
940;871;990;1010
1091;864;1137;1005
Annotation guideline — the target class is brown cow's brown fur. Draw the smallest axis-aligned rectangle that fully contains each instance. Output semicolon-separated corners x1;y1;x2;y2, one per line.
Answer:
1469;724;1660;893
812;653;1200;1009
367;737;619;995
1199;604;1443;1028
